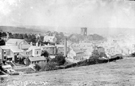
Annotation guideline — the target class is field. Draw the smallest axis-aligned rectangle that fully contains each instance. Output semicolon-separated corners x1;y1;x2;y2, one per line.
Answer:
2;57;135;86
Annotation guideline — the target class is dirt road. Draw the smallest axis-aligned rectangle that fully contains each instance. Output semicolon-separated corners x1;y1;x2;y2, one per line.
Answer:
3;57;135;86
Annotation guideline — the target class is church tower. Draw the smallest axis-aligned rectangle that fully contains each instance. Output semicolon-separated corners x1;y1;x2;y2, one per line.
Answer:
81;27;87;36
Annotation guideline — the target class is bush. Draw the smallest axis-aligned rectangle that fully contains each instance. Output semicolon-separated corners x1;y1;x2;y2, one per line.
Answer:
50;55;66;66
41;51;50;62
31;55;66;71
0;38;5;46
91;46;108;59
37;62;47;71
41;51;49;57
25;68;35;74
39;55;66;71
34;64;41;71
44;62;58;71
34;62;58;71
131;52;135;57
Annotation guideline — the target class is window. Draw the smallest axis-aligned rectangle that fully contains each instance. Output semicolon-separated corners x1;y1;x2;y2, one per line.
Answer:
35;49;41;55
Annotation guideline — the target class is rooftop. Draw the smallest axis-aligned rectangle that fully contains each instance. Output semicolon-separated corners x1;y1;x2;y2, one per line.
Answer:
0;45;24;52
42;45;56;48
29;56;46;62
0;46;10;49
6;39;26;45
9;46;24;53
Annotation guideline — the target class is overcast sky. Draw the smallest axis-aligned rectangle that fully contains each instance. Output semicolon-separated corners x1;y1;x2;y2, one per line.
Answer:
0;0;135;36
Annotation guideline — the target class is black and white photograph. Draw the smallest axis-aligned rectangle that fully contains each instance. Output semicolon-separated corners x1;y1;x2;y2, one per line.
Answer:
0;0;135;86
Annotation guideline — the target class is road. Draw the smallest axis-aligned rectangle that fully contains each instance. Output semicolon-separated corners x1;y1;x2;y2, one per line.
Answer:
2;57;135;86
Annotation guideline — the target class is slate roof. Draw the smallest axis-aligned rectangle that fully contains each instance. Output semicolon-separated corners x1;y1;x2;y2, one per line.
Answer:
0;45;23;53
29;56;46;62
6;39;25;46
42;45;56;48
0;46;10;49
72;48;85;54
9;46;24;53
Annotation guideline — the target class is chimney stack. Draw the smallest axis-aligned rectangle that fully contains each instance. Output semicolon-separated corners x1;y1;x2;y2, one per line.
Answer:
30;42;33;46
36;42;38;46
0;49;4;64
64;37;67;57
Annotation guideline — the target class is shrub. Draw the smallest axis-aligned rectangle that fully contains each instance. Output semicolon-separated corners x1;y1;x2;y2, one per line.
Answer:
32;55;66;71
91;46;108;59
34;64;41;71
0;38;5;46
37;62;47;71
41;51;50;62
39;55;66;71
41;50;49;57
50;55;66;66
35;62;58;71
131;52;135;57
25;68;35;74
44;62;58;71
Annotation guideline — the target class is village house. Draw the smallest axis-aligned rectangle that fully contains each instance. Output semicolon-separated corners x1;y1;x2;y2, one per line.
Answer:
27;46;42;57
0;46;8;63
67;47;89;63
0;45;24;62
0;38;31;64
17;46;48;65
56;45;64;55
29;56;47;64
43;36;57;43
6;38;30;50
55;44;70;55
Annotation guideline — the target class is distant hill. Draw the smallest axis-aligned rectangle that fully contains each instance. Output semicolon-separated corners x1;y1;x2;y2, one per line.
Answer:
0;26;50;34
0;26;106;43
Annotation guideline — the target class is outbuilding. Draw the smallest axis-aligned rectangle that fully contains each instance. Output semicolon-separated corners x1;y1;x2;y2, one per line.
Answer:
29;56;47;64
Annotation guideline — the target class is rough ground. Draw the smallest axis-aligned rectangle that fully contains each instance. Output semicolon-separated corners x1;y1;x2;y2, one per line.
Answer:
2;57;135;86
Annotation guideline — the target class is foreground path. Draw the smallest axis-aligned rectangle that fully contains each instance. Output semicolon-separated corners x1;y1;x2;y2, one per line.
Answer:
3;57;135;86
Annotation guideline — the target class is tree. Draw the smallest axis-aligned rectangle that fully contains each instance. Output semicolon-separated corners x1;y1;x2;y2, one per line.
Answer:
41;51;50;62
8;32;13;38
0;38;5;46
26;34;32;42
55;32;65;44
34;64;41;71
38;36;44;46
1;32;6;37
26;34;36;43
19;34;24;39
16;34;23;39
12;33;18;38
31;34;36;43
23;34;28;40
0;32;2;37
50;55;66;66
